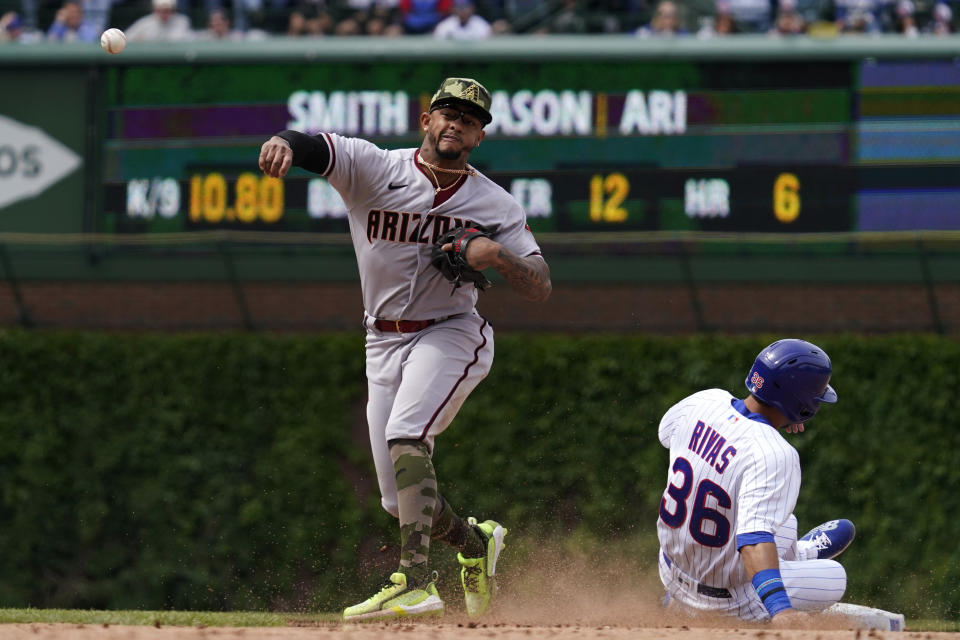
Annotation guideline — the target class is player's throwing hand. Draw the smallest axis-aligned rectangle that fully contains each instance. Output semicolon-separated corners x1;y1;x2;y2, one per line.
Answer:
258;136;294;178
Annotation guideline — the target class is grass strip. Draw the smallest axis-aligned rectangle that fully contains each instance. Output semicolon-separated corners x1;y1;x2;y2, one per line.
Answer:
0;609;341;627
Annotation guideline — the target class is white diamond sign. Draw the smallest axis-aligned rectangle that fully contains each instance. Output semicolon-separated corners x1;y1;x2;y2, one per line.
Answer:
0;114;82;210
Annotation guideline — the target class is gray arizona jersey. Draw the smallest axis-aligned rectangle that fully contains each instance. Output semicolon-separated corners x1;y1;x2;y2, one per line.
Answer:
657;388;801;590
319;133;542;321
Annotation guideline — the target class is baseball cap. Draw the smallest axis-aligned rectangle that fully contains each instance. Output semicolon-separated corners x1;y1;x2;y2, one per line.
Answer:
429;77;493;125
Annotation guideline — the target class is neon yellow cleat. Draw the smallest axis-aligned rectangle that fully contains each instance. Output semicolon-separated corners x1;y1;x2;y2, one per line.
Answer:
457;517;507;618
342;572;444;622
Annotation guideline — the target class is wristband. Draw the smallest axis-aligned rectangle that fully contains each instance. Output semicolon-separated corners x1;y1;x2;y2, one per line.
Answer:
752;568;792;618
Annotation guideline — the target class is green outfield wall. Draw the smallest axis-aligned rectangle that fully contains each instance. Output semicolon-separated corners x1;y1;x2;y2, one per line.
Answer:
0;331;956;619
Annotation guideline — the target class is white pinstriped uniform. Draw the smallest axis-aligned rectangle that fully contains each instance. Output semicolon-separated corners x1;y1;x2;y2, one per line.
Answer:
319;133;542;518
657;389;847;621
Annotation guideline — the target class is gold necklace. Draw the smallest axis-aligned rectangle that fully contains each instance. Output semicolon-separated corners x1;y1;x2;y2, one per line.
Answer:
418;156;473;194
431;174;463;194
417;155;477;177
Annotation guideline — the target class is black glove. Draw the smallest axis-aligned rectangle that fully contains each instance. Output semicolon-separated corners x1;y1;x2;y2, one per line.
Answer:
430;225;496;294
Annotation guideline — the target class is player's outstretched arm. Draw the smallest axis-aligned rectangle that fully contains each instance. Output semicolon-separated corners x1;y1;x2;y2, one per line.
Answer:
455;237;551;302
259;131;332;178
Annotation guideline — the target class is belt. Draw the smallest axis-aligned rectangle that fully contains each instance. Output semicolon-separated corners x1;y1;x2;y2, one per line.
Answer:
373;318;437;333
663;552;732;599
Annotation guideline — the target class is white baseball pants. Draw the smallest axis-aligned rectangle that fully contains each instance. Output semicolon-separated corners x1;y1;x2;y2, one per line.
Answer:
660;514;847;621
363;310;494;518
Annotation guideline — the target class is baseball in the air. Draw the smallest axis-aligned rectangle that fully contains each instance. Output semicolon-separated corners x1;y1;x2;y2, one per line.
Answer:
100;28;126;54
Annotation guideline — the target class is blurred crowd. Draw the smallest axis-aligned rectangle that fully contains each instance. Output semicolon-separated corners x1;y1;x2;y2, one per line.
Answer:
0;0;956;44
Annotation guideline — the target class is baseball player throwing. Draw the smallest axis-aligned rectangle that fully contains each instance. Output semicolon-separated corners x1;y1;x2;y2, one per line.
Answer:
657;339;856;625
259;77;551;621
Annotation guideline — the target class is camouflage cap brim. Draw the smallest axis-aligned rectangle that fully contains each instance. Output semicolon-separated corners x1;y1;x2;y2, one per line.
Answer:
429;98;493;125
429;77;493;125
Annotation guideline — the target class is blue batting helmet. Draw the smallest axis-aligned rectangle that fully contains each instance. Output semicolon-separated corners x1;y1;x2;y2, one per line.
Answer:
745;339;838;424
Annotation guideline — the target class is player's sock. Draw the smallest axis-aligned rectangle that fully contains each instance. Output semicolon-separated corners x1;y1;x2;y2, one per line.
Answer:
432;493;486;558
389;439;438;586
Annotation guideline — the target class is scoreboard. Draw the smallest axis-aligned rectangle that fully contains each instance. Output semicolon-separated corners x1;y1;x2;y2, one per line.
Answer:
100;58;960;234
121;164;852;234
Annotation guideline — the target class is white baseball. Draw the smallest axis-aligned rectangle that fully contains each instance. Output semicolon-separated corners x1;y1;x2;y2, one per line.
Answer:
100;28;126;54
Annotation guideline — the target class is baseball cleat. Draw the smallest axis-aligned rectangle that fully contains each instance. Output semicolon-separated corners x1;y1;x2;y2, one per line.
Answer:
342;572;444;622
457;517;507;618
800;519;856;560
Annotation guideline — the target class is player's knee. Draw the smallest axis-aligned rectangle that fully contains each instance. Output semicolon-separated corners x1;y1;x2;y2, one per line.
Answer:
387;437;427;451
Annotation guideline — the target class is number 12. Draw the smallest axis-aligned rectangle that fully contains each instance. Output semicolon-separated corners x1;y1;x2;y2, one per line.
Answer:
659;457;732;547
589;173;629;222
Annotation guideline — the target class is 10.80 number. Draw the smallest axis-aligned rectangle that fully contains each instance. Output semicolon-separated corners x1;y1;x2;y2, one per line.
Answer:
189;172;284;224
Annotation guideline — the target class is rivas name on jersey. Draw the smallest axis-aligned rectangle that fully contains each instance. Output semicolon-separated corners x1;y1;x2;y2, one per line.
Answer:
688;420;739;474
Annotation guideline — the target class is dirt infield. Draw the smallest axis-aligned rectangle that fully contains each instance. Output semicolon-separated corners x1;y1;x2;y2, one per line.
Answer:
3;621;958;640
4;543;948;640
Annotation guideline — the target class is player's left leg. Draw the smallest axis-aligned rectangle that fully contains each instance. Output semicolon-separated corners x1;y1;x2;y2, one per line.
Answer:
384;312;503;617
341;434;450;621
386;440;499;610
344;334;446;621
389;439;442;585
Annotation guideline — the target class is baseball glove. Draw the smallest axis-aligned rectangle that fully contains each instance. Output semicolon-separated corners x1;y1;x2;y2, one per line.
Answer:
430;225;497;293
